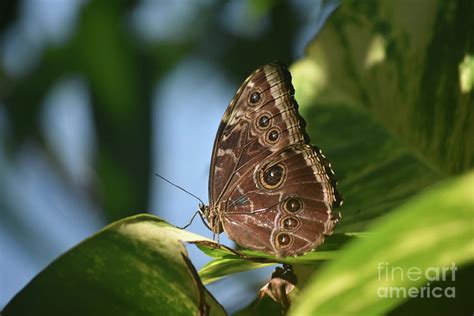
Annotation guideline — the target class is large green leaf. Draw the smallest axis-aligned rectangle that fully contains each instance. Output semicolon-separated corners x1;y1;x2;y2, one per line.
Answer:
295;102;441;232
283;0;474;314
3;215;226;316
290;171;474;315
290;0;472;232
294;0;473;175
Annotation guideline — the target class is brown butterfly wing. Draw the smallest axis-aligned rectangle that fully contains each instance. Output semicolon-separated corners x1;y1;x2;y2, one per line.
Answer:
221;144;341;257
208;63;341;256
209;63;308;205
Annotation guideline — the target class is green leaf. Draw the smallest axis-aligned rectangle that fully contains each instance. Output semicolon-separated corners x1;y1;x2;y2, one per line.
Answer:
290;171;474;315
197;233;364;285
200;259;275;285
4;214;226;316
294;103;442;232
277;0;472;314
290;0;473;231
294;0;473;175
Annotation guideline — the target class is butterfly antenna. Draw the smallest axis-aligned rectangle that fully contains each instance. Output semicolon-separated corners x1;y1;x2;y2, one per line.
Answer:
154;173;205;206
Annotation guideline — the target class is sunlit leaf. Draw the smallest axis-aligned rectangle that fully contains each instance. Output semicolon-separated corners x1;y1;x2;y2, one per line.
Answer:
291;0;472;232
200;259;275;285
290;171;474;315
4;214;226;316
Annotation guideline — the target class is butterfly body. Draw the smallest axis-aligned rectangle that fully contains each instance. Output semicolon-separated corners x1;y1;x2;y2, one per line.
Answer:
201;63;342;257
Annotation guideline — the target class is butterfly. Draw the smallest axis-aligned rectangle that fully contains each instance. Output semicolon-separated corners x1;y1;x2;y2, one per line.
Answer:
199;62;342;257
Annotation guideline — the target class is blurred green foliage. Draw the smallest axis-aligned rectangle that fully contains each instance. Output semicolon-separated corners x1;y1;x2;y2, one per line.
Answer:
1;0;303;221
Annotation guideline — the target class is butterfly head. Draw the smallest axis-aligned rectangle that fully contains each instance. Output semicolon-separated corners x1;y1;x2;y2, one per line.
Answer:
198;203;223;234
198;203;208;216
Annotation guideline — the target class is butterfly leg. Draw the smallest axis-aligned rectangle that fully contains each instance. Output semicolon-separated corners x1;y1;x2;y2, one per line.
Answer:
213;214;221;246
178;210;201;229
